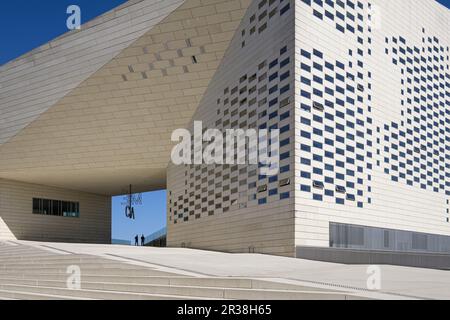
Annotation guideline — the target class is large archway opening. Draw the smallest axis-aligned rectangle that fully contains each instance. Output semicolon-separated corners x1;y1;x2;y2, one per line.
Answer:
111;190;166;246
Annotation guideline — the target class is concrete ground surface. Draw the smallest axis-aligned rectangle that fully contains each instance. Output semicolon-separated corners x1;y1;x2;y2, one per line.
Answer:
16;240;450;300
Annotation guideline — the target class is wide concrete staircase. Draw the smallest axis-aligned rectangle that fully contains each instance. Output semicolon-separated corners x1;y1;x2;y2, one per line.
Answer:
0;241;367;300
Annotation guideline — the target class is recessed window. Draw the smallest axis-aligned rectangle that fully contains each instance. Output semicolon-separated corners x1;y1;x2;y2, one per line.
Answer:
258;198;267;205
33;198;79;218
313;101;324;111
257;185;268;193
313;181;324;189
279;178;291;187
280;4;290;16
280;192;290;200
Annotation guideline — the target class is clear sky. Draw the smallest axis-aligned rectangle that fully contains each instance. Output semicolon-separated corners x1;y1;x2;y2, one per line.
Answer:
0;0;128;65
0;0;449;241
1;0;449;64
112;190;167;243
438;0;450;8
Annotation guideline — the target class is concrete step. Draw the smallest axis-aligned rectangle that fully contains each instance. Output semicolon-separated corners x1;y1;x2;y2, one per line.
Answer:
0;256;157;269
0;260;117;267
0;249;54;256
0;251;62;258
0;267;179;277
0;245;58;252
0;250;61;257
0;277;355;300
0;245;45;252
0;255;106;264
0;242;368;300
0;275;248;289
0;284;217;300
0;252;58;259
0;278;227;298
0;289;92;300
223;288;359;300
0;262;157;269
0;255;159;270
0;274;332;291
0;252;91;259
0;253;64;260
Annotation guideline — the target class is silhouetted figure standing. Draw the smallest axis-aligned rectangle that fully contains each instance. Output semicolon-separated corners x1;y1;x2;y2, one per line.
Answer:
141;234;145;246
135;234;139;246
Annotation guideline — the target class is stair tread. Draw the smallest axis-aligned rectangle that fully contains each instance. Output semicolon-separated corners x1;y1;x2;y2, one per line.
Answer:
0;277;342;294
0;288;94;300
0;241;361;300
0;283;223;300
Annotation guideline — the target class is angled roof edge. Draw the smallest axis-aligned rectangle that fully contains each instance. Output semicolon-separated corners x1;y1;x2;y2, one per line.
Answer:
0;0;146;71
0;0;186;146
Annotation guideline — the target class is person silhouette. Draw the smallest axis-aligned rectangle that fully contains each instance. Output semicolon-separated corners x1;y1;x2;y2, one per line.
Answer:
134;234;139;246
141;234;145;246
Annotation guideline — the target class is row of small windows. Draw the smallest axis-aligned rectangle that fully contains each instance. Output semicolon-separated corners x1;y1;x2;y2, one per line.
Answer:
298;1;376;208
241;0;290;48
298;44;374;208
32;198;80;218
258;192;290;204
171;43;293;224
300;0;371;40
307;192;361;206
385;31;450;195
306;181;356;198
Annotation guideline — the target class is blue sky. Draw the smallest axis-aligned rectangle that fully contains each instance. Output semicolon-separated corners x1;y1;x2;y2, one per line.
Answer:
1;0;449;64
438;0;450;8
0;0;128;65
112;190;167;242
0;0;449;240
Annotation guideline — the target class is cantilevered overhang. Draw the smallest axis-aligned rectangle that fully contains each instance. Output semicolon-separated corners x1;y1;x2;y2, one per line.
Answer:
0;0;251;195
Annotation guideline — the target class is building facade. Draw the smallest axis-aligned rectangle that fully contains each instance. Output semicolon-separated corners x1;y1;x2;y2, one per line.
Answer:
0;0;253;243
292;0;450;257
167;0;450;258
1;0;450;261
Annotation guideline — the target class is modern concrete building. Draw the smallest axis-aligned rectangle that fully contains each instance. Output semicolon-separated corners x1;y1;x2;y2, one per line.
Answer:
0;0;253;243
1;0;450;263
